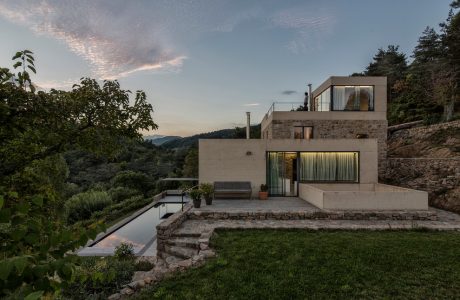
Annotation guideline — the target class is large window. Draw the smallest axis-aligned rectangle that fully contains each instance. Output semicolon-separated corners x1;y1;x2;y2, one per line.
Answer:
299;152;358;182
313;86;374;111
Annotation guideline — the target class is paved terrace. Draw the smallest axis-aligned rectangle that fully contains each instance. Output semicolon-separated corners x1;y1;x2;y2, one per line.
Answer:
194;197;319;212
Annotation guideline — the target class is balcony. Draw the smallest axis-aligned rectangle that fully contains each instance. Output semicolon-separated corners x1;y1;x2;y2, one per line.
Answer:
261;101;386;131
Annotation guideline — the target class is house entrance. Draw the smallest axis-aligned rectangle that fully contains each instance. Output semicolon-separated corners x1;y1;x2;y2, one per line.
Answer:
266;152;298;196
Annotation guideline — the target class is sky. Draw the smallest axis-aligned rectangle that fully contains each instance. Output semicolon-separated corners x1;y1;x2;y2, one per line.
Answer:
0;0;453;136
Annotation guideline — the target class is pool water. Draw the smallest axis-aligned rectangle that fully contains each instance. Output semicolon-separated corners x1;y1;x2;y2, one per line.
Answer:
79;202;183;256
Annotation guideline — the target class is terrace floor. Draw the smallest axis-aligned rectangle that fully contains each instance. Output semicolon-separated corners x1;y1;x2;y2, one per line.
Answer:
193;197;319;213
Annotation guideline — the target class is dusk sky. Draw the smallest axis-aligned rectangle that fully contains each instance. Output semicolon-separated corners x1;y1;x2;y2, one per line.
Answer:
0;0;452;136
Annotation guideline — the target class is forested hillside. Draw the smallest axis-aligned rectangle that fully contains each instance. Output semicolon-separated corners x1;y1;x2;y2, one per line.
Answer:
353;1;460;125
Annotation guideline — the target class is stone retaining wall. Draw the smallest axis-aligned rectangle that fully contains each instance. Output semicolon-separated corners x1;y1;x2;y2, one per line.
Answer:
383;158;460;214
188;210;437;221
156;203;193;258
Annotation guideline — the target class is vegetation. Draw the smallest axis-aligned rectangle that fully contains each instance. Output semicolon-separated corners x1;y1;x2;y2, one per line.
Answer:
114;243;135;261
354;1;460;124
63;256;136;300
0;50;158;298
64;191;112;224
134;229;460;300
200;183;214;200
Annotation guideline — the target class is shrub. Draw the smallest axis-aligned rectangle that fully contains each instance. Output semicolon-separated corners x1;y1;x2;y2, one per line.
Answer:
65;190;112;224
62;256;135;300
114;242;135;260
108;186;141;203
135;260;155;271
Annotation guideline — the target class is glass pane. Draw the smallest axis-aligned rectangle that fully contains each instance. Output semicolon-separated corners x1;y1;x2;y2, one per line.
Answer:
294;127;302;139
332;86;346;110
267;152;284;195
303;127;313;139
359;86;373;111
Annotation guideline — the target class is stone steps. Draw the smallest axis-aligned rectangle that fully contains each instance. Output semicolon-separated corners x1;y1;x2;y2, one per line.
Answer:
172;231;202;238
165;237;200;249
164;245;199;259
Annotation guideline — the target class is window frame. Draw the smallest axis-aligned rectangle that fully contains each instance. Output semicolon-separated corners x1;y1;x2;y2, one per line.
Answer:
313;85;375;112
297;151;360;183
293;126;314;139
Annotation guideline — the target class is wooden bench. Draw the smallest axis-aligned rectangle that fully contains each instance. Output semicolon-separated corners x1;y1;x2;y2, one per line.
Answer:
213;181;252;199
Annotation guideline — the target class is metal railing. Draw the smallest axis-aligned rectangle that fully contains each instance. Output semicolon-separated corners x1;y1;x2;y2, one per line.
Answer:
181;185;199;211
263;101;307;122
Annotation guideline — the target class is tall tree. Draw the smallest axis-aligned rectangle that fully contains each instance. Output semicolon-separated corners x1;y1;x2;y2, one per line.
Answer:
364;45;408;103
437;4;460;121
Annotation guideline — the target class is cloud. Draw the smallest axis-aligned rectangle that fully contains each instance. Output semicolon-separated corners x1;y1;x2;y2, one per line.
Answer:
281;90;297;95
270;6;336;53
0;0;191;79
0;0;335;79
242;103;260;107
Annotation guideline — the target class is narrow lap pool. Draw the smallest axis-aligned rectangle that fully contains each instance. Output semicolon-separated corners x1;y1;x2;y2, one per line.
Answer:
78;199;185;256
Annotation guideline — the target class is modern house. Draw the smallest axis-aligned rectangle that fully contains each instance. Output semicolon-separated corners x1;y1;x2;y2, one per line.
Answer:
199;76;428;210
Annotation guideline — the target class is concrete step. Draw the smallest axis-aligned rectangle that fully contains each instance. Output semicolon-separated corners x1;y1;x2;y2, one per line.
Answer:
164;245;199;259
165;237;200;249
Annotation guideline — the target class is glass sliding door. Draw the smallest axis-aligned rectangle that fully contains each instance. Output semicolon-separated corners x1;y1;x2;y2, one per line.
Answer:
267;152;298;196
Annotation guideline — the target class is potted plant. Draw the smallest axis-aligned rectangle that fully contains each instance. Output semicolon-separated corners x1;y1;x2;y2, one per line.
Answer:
259;184;268;200
200;183;214;205
189;188;202;208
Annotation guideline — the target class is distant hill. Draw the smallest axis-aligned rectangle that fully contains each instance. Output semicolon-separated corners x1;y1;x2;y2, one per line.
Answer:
161;125;261;149
144;135;181;146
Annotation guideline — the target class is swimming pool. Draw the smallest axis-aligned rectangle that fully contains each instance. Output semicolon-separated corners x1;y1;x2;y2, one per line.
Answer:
78;198;185;256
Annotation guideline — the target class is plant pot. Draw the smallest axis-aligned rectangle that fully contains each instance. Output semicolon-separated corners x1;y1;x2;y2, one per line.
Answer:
259;191;268;200
205;196;213;205
193;198;201;208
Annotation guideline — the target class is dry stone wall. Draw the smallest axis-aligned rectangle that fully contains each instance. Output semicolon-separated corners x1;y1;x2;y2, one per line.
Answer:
384;158;460;213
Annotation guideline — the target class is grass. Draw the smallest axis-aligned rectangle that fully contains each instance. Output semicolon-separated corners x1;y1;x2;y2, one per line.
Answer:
134;229;460;300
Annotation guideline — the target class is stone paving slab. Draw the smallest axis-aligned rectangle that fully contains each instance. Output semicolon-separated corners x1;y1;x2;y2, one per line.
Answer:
193;197;319;212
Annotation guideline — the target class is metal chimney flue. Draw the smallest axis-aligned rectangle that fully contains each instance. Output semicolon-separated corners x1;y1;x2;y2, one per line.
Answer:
246;112;250;139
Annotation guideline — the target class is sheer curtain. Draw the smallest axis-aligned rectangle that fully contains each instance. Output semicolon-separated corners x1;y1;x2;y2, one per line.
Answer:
300;152;358;182
268;152;283;195
332;87;346;110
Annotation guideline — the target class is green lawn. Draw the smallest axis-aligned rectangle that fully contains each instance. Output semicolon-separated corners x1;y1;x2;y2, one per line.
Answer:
134;230;460;300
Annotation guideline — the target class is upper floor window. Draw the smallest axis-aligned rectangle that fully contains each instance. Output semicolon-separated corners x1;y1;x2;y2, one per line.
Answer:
294;126;313;139
313;86;374;112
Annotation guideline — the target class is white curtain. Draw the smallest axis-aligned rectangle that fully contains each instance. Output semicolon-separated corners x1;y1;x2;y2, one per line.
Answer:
300;152;357;182
333;87;346;110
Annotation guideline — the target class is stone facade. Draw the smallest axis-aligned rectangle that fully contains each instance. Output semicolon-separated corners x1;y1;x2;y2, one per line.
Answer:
383;158;460;214
262;119;388;175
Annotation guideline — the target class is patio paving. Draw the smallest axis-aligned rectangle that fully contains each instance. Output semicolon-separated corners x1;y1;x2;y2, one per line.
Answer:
193;197;319;213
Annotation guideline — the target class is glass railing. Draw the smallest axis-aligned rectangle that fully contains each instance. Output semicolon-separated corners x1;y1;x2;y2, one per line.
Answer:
263;102;308;121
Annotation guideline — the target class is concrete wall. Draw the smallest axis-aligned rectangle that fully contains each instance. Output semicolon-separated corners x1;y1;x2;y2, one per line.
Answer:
299;183;428;210
312;76;387;114
199;139;267;197
199;138;378;197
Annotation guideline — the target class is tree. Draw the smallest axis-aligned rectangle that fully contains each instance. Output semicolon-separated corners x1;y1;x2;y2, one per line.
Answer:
438;4;460;121
182;148;198;178
0;51;158;298
364;45;408;103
